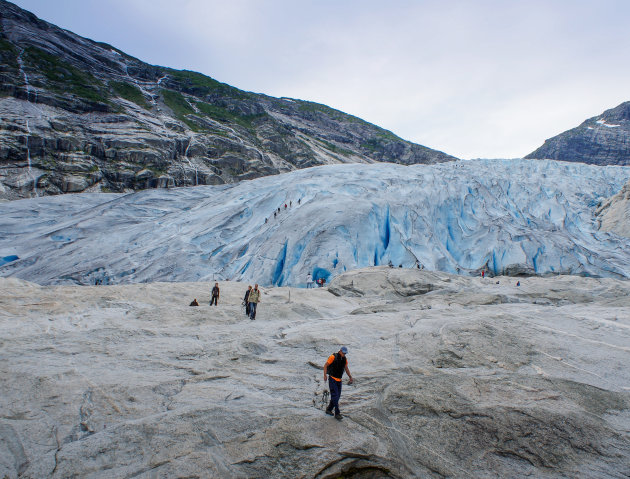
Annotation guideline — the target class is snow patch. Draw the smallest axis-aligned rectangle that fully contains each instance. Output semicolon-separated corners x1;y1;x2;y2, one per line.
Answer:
596;119;621;128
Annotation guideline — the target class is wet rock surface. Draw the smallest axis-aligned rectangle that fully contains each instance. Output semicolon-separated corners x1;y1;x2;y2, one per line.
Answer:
1;267;629;478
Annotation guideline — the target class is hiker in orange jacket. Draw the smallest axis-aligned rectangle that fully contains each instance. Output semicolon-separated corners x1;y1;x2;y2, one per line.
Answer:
323;346;353;420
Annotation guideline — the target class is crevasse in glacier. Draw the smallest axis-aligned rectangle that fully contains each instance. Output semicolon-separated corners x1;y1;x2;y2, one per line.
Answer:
1;159;630;286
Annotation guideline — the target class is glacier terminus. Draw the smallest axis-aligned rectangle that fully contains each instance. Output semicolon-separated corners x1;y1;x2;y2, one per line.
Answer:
1;159;630;286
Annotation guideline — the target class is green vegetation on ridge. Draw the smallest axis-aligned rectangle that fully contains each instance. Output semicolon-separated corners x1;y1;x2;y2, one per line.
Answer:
161;89;204;131
195;101;266;131
110;80;150;109
0;38;16;52
162;89;194;116
24;46;109;104
315;138;353;157
297;100;362;124
168;69;249;100
0;38;18;92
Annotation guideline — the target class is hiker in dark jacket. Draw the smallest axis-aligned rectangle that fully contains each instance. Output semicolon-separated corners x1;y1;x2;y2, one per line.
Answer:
210;282;220;306
323;346;353;420
243;285;252;316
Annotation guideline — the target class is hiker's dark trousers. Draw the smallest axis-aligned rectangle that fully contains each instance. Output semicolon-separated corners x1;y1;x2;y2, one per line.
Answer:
210;295;218;306
249;302;257;319
328;377;342;415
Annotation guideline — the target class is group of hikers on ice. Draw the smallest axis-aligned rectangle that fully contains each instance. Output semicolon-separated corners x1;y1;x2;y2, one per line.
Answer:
264;198;302;224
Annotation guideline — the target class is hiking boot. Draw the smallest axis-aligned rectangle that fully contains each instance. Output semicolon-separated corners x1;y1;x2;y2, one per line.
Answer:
335;413;343;420
325;408;334;416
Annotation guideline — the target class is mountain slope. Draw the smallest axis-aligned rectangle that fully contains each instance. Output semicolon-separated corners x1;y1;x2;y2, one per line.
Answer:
526;101;630;165
0;0;456;200
2;159;630;286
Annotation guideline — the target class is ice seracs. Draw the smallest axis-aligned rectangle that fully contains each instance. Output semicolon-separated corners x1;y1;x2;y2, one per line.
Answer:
1;159;630;286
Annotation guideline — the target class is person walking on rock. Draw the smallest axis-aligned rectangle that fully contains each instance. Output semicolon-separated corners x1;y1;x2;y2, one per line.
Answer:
323;346;353;420
248;284;260;320
210;282;220;306
243;285;252;316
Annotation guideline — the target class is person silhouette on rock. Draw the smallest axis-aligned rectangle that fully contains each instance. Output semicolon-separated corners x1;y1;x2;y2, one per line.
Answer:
243;285;252;316
210;282;220;306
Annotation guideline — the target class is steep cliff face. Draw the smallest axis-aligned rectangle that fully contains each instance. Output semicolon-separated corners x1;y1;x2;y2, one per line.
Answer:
526;102;630;166
0;0;456;200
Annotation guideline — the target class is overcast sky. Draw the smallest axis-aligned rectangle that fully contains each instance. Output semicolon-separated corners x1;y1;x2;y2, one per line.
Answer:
12;0;630;159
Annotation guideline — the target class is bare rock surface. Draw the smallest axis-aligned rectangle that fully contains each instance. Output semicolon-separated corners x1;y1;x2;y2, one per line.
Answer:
1;267;629;478
597;180;630;238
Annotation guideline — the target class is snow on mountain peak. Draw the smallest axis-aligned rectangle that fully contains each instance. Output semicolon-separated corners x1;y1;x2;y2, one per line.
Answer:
596;119;621;128
1;159;630;286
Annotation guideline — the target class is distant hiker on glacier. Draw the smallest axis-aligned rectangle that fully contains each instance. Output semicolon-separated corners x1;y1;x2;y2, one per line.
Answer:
210;282;220;306
248;284;260;320
324;346;353;420
306;273;313;288
243;285;252;316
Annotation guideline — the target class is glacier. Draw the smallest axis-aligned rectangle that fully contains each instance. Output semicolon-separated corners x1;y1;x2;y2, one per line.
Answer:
1;158;630;286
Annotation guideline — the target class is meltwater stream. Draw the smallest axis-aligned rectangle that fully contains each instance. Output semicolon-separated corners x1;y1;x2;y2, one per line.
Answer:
16;49;39;196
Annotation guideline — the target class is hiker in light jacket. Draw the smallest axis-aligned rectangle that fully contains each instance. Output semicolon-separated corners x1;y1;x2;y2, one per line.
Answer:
248;284;261;320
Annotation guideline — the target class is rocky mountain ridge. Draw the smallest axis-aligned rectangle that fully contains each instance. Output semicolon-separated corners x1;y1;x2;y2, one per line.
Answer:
526;101;630;166
0;0;456;200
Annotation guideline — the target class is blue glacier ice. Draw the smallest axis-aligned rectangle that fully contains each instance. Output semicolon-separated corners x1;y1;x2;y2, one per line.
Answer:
1;159;630;286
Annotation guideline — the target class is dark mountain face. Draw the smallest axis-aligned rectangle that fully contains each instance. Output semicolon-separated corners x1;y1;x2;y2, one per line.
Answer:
0;0;457;200
526;102;630;166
